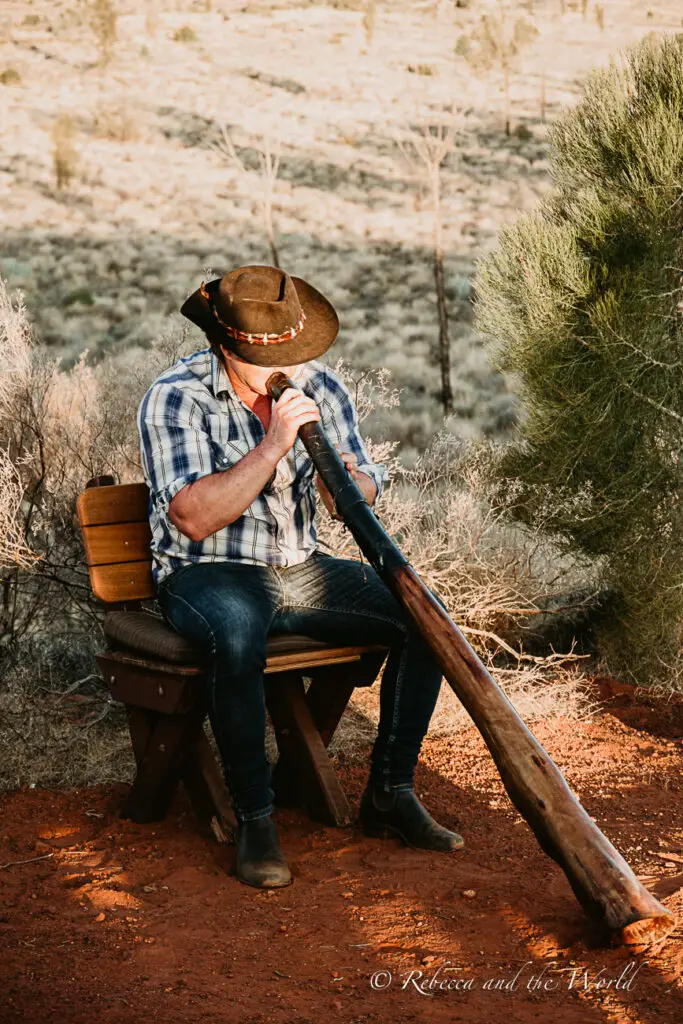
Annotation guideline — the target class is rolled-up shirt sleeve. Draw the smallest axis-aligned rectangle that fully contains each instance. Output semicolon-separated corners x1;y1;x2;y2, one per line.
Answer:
319;367;388;500
137;383;215;523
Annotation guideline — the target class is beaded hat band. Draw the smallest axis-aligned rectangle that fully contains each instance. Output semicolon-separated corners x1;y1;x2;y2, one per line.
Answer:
199;281;307;346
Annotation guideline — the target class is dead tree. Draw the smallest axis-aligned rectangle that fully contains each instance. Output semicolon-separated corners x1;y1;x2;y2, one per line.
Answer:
395;106;466;418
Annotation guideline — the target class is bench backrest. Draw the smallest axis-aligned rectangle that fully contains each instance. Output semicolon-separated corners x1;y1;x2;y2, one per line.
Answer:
77;477;154;604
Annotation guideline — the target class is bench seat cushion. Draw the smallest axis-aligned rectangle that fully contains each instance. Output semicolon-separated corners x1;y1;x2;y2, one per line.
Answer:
103;610;332;666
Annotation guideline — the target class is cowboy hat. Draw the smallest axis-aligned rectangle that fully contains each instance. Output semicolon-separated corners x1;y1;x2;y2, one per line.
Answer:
180;264;339;367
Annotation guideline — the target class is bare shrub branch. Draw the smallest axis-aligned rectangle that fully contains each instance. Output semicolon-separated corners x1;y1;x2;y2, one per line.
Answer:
214;123;282;267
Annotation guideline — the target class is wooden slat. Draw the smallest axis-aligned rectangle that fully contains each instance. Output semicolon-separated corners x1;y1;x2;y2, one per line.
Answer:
82;520;153;567
90;561;156;603
100;643;383;677
77;481;149;528
266;650;362;674
99;649;204;677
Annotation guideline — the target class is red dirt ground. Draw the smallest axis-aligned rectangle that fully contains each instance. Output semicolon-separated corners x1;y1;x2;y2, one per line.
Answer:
1;679;682;1024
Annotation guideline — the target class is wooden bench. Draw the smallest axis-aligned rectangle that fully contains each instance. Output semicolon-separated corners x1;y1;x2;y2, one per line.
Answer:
76;475;388;843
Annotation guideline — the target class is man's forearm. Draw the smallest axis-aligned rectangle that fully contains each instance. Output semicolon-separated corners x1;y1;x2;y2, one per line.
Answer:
169;441;281;542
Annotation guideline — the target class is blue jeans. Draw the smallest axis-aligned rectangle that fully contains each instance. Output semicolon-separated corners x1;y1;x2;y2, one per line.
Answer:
157;551;444;823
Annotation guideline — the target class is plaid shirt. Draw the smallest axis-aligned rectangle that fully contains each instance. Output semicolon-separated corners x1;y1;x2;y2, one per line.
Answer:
137;348;388;589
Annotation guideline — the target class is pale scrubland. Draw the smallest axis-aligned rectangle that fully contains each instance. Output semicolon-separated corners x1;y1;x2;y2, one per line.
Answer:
2;0;679;455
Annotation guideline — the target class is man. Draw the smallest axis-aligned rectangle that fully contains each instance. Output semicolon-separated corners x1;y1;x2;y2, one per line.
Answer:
137;264;464;890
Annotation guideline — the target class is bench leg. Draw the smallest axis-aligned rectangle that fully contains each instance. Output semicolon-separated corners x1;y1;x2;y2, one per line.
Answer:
270;652;386;816
181;728;238;843
266;673;353;827
121;706;204;824
306;650;386;746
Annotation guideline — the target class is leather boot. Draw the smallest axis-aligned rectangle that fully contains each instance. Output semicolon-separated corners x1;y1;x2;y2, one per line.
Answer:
359;783;465;852
235;815;292;888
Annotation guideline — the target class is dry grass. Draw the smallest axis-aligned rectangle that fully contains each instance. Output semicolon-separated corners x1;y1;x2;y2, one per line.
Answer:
331;662;598;759
0;633;133;791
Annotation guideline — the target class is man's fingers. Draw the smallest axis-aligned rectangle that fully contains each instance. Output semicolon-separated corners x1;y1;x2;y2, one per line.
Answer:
278;396;317;413
274;386;303;404
275;388;315;410
333;445;358;464
277;396;319;419
289;410;320;428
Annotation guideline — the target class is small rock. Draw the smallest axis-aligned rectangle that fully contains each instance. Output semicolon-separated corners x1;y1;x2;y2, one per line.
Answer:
462;889;477;899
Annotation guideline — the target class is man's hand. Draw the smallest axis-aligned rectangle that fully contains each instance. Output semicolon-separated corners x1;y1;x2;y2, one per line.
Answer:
316;446;377;519
261;387;320;461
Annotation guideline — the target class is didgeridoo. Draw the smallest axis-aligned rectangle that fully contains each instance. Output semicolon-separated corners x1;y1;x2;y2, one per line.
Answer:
266;370;675;948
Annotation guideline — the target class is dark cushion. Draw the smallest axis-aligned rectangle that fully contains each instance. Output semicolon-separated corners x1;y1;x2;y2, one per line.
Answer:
103;610;332;666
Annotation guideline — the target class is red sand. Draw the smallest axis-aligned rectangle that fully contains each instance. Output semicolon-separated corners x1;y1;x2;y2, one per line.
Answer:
1;679;682;1024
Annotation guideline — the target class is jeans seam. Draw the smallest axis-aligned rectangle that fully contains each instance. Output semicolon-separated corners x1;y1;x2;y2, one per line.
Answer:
282;601;407;634
380;641;409;790
269;564;287;611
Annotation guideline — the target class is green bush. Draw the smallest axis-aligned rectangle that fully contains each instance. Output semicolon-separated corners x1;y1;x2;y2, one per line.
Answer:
474;33;683;690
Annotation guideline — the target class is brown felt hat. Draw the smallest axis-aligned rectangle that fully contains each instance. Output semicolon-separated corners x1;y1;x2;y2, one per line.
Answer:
180;264;339;367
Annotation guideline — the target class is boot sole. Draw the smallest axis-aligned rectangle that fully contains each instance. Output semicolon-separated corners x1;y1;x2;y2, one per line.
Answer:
361;820;465;852
236;870;293;889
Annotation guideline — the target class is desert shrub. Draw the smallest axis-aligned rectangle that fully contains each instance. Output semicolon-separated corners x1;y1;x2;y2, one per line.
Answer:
51;113;78;191
0;277;197;788
407;64;437;76
91;102;139;142
89;0;117;65
474;33;683;690
0;67;21;86
172;25;197;43
362;2;376;48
